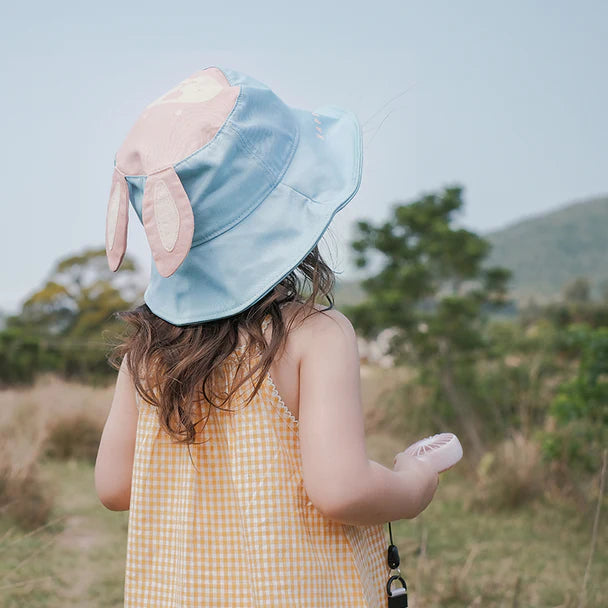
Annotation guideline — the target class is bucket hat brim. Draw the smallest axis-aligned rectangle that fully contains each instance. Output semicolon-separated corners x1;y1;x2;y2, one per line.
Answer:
138;103;362;325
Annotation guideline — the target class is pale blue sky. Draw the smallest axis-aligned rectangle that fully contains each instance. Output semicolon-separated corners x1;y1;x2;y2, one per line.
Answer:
1;1;606;313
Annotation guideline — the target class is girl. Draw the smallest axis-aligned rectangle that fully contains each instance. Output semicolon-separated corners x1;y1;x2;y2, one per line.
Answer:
95;65;439;607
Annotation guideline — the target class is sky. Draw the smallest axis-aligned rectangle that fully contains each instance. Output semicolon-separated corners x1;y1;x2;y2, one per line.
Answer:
1;1;606;314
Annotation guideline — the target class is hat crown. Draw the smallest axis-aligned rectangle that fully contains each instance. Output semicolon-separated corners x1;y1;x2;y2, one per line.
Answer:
115;66;299;247
105;64;363;323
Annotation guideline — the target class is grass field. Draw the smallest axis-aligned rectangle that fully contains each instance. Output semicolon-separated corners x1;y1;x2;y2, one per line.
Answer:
0;370;606;607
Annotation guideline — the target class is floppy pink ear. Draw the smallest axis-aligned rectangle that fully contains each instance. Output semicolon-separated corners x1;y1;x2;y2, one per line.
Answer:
141;166;195;277
105;167;129;272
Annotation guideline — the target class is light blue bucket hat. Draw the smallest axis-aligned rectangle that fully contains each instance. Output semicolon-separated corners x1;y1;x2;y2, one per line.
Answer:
105;66;362;325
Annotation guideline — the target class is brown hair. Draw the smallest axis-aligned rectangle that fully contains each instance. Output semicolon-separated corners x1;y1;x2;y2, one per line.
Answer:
107;244;335;447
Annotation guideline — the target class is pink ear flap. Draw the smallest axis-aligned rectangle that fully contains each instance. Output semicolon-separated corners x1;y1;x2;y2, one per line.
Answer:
141;166;195;277
106;167;129;272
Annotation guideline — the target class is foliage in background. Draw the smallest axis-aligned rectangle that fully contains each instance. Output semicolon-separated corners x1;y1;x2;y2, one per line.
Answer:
342;185;607;481
0;188;606;484
0;248;142;386
521;276;608;329
538;324;608;473
343;185;512;463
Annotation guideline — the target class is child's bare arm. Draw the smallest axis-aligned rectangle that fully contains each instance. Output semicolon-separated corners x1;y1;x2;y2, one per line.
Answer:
94;356;138;511
297;308;439;526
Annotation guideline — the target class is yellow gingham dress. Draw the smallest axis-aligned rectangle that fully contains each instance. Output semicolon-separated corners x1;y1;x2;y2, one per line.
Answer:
125;315;391;607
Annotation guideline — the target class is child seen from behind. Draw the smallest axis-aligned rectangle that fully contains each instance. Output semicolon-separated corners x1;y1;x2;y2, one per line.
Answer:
95;65;441;607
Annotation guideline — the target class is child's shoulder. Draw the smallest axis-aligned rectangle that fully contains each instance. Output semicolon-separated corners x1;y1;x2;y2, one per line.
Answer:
278;302;358;361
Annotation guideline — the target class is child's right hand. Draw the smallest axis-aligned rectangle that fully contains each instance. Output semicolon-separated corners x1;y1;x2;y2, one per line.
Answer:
392;451;440;517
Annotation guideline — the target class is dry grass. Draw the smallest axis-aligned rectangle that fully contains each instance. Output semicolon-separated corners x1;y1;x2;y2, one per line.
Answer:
0;373;112;531
43;413;103;463
466;429;545;512
0;369;606;606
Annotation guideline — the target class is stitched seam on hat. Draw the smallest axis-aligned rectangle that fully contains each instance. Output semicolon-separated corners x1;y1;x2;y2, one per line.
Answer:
184;86;299;246
275;117;300;185
280;110;360;205
223;123;279;183
235;115;300;188
221;112;300;204
282;179;355;207
279;181;318;204
186;123;299;248
189;175;278;247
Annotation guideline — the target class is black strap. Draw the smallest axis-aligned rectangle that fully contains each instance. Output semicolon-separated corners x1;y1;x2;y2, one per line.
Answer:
386;522;408;603
386;522;400;570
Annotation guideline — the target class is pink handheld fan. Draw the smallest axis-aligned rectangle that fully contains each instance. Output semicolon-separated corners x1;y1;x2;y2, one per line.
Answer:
402;432;463;473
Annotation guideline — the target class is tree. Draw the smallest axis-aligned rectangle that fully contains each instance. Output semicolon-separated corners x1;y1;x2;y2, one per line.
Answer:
563;277;591;305
539;324;608;474
8;248;141;338
344;185;511;463
0;248;144;384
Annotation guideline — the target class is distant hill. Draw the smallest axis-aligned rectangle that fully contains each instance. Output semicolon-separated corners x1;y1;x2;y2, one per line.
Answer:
485;194;608;302
335;194;608;307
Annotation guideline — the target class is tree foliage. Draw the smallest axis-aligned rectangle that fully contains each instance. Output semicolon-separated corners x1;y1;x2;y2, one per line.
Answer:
539;324;608;472
343;185;512;462
0;248;142;385
9;248;138;337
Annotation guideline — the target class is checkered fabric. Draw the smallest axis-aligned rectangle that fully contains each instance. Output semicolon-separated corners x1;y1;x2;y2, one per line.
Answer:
124;315;391;606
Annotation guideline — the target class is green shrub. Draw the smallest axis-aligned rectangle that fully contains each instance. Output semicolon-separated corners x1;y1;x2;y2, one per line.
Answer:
42;414;103;464
539;324;608;474
467;430;544;512
0;464;55;531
